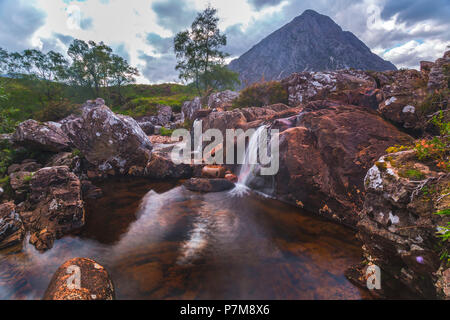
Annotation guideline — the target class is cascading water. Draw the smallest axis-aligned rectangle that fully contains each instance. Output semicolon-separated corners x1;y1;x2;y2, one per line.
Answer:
230;126;268;197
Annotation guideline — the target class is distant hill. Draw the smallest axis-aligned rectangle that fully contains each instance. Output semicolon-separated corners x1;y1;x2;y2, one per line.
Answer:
228;9;397;87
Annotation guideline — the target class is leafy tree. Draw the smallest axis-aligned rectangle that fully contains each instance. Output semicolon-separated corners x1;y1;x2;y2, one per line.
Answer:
67;39;113;97
109;54;139;103
174;6;237;96
67;39;139;101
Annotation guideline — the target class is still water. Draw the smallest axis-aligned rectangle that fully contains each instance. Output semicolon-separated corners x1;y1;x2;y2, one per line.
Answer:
0;179;370;300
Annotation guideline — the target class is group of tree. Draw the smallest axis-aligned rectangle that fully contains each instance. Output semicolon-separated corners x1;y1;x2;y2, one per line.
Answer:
0;39;139;106
174;6;240;97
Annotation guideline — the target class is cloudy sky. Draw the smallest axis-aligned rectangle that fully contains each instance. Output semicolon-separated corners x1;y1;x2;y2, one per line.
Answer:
0;0;449;83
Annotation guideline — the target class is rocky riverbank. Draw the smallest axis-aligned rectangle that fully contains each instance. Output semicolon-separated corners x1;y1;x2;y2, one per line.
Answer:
0;51;448;299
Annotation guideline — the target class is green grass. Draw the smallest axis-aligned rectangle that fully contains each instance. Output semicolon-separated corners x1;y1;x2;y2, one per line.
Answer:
0;77;197;123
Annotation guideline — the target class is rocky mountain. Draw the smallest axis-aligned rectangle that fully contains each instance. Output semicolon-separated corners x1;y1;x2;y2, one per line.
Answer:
229;9;397;87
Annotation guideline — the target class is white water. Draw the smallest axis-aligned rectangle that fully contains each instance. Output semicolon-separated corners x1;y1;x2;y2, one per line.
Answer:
230;126;267;197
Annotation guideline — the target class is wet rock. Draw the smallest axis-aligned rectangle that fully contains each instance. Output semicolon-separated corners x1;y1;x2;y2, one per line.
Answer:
208;90;239;109
81;180;103;199
184;178;235;193
201;165;226;178
22;166;84;251
275;103;413;226
43;258;115;300
12;120;70;152
145;151;194;179
225;173;238;183
0;202;25;250
62;99;152;175
356;150;450;299
181;97;202;121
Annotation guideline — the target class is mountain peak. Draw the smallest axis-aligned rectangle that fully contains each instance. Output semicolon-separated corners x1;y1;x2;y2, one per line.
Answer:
229;10;396;87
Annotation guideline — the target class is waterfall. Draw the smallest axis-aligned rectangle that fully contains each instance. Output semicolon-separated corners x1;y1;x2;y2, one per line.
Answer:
230;126;268;197
192;119;203;161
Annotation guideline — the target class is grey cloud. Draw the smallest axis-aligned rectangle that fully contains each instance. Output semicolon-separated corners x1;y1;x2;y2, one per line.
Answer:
112;43;131;61
151;0;197;33
80;16;93;30
146;33;173;54
381;0;450;25
139;53;179;83
248;0;284;10
54;33;74;46
0;0;46;51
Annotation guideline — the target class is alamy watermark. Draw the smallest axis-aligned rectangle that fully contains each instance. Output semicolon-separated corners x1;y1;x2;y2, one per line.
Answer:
169;121;280;176
366;264;381;290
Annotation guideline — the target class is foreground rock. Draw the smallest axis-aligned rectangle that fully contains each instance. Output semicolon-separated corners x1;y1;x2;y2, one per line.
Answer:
0;202;25;250
184;178;235;193
20;166;84;251
62;99;152;175
43;258;115;300
275;103;413;226
12;120;71;152
356;150;450;299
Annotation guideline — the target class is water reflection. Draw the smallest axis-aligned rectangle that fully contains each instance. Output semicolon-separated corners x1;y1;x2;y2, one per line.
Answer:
0;179;371;300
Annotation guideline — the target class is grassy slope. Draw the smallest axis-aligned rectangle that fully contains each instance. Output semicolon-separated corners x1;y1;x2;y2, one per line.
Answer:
0;77;197;123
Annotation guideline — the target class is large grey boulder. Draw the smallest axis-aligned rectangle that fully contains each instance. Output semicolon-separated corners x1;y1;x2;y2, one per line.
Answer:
181;97;202;121
62;99;152;174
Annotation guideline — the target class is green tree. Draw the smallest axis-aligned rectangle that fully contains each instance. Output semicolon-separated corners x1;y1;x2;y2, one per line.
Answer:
109;54;139;103
174;6;237;96
67;39;113;97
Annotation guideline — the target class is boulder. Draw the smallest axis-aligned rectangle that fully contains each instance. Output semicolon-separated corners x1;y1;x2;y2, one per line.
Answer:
356;150;450;298
275;103;413;226
282;70;375;106
144;151;194;179
377;69;427;130
184;178;235;193
0;202;25;250
43;258;115;300
155;105;173;126
137;121;155;135
207;90;239;109
7;159;41;175
62;99;152;175
201;165;226;178
12;120;71;152
181;97;202;121
45;152;81;173
20;166;84;251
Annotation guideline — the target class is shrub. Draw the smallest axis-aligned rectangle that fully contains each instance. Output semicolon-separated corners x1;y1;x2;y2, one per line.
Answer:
35;99;79;122
160;127;174;136
233;81;288;108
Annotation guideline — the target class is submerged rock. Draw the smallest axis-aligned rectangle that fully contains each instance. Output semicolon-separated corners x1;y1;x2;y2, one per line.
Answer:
62;99;152;175
12;120;71;152
43;258;115;300
0;202;25;250
184;178;235;193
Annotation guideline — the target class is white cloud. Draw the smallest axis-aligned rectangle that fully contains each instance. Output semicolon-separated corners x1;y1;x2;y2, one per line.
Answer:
0;0;448;83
